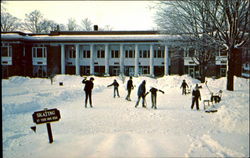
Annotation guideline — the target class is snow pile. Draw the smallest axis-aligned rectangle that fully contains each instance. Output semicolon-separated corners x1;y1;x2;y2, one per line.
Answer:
2;75;249;158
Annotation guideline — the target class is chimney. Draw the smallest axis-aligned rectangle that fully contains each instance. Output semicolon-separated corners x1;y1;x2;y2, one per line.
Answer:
94;25;98;31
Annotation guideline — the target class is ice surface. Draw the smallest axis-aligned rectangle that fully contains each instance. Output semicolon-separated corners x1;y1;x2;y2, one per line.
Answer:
2;75;249;158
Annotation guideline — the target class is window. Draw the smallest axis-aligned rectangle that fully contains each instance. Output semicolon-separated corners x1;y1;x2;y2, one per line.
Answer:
140;66;150;75
1;47;9;57
37;48;43;57
220;51;227;56
97;50;105;58
111;50;119;58
69;48;75;58
189;48;195;57
32;47;46;58
83;50;90;58
154;50;164;58
1;45;12;57
33;65;47;77
139;50;150;58
125;50;135;58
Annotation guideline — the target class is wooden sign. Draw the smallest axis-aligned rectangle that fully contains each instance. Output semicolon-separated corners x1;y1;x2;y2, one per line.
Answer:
32;108;61;124
32;108;61;143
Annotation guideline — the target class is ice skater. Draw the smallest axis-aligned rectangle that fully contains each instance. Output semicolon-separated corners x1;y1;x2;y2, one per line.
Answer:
107;79;120;98
180;80;189;95
82;77;94;108
135;80;146;108
191;84;201;110
125;76;134;101
145;87;165;109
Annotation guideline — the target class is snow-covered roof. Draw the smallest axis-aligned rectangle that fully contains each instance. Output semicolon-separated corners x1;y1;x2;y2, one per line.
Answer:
1;31;180;43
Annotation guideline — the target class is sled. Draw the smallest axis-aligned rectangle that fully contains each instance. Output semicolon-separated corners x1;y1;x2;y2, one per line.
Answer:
205;109;218;113
186;88;191;94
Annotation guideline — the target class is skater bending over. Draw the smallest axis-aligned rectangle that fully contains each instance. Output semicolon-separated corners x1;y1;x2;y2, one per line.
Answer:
145;87;164;109
126;76;134;101
107;79;120;98
191;84;201;110
135;80;146;108
82;77;94;108
180;80;189;95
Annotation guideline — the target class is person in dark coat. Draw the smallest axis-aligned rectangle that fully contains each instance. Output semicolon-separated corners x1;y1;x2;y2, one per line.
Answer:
191;84;201;110
145;87;165;109
107;79;120;98
125;76;134;101
180;80;189;95
135;80;146;108
82;77;94;108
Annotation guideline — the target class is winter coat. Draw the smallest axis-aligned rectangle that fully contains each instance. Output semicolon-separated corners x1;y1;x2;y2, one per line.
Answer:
82;79;94;92
108;81;119;88
150;87;158;95
127;79;133;90
181;82;188;88
192;89;201;99
137;82;146;96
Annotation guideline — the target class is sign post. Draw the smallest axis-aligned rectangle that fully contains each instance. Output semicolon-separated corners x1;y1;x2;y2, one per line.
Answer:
46;123;53;143
32;108;61;144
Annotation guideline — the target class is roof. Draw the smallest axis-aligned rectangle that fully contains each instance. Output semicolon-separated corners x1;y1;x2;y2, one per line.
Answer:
1;31;179;43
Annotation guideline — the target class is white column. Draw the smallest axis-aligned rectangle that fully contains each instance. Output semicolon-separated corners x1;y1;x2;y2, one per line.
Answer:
90;44;94;75
105;44;109;76
75;44;80;75
134;44;139;76
119;44;124;75
61;44;65;74
150;44;154;77
164;45;169;75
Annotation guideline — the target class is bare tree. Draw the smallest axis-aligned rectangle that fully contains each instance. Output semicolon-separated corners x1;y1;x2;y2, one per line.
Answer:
99;25;113;31
155;0;249;90
23;10;44;33
57;24;67;31
67;18;79;31
211;0;249;91
23;10;66;33
81;18;93;31
40;19;58;33
155;0;220;83
1;11;22;32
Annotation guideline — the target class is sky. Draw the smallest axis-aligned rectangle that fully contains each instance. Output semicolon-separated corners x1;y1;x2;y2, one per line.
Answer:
2;1;158;31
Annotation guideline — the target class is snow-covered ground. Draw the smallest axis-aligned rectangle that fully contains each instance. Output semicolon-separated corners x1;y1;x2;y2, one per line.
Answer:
2;75;249;158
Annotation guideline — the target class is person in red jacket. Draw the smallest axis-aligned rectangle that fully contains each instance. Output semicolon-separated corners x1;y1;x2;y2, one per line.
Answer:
82;77;94;108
